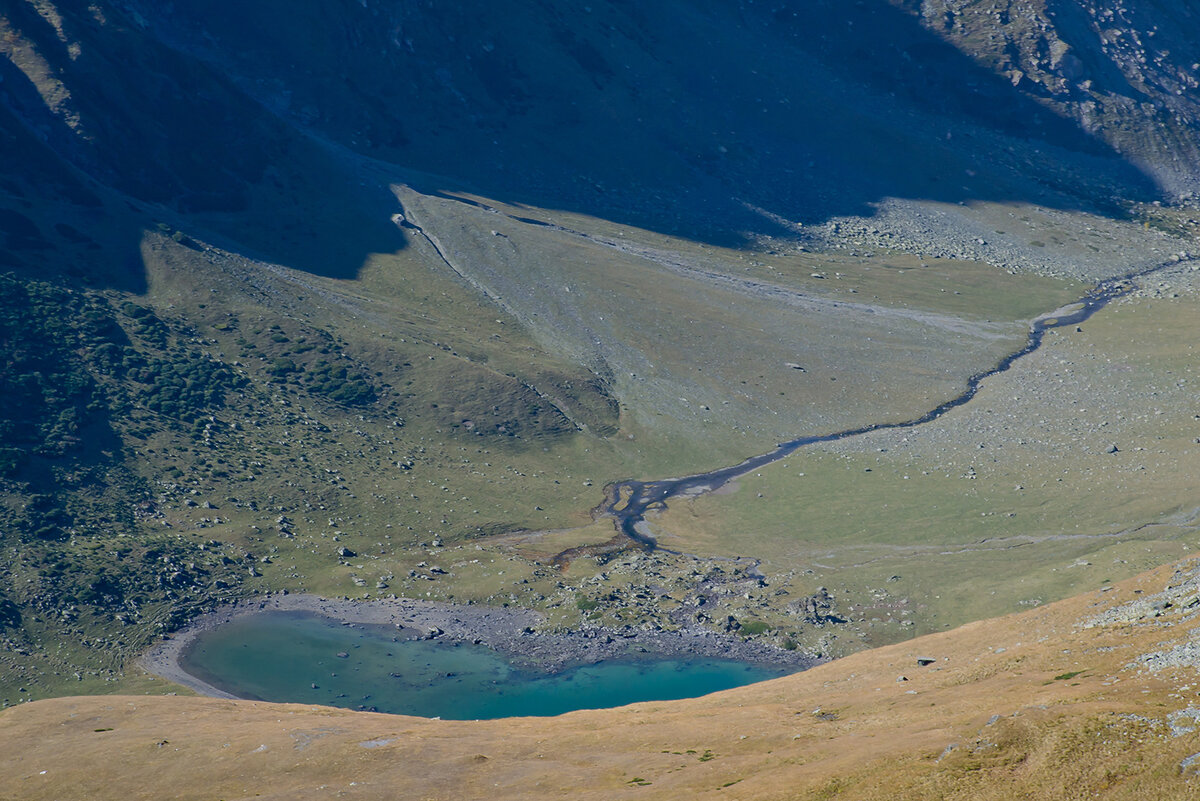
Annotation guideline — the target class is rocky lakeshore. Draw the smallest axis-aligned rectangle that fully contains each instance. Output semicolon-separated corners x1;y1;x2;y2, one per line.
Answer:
140;593;820;702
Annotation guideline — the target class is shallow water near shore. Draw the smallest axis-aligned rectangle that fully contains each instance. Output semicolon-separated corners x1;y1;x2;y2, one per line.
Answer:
178;610;789;719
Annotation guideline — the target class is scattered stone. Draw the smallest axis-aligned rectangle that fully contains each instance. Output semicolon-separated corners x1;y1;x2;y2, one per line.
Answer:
1168;708;1200;737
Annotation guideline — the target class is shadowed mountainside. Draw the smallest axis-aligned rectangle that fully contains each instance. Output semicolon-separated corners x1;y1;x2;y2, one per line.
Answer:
127;0;1162;238
0;0;405;284
897;0;1200;199
4;0;1197;289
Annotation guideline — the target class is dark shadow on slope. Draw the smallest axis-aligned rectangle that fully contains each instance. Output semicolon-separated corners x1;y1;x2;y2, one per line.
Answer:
2;0;1176;291
135;0;1162;249
0;92;148;294
0;1;405;288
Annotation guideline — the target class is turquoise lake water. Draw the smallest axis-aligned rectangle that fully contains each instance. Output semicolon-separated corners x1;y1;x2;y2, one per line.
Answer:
178;611;787;719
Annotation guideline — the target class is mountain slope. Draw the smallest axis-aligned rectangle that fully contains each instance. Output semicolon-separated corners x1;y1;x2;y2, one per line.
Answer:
899;0;1200;200
5;557;1200;800
5;0;1197;266
1;0;1200;739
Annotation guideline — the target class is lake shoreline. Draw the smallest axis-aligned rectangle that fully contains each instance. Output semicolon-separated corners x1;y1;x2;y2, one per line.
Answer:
139;592;819;701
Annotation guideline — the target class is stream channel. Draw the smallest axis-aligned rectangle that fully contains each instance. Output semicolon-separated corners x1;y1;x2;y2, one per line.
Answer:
179;265;1169;719
601;272;1148;547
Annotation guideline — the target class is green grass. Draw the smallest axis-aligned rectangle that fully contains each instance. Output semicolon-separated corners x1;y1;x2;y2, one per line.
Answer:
0;187;1174;701
653;291;1200;648
0;243;642;700
392;189;1086;466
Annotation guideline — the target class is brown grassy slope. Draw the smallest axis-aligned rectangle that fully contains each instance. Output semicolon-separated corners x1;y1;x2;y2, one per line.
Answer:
4;559;1200;800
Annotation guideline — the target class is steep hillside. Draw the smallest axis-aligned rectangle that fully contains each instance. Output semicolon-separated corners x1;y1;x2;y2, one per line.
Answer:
6;557;1200;800
900;0;1200;199
4;0;1196;259
112;0;1199;221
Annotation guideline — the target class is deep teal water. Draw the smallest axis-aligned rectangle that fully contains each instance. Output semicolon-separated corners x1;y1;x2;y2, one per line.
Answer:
178;611;786;719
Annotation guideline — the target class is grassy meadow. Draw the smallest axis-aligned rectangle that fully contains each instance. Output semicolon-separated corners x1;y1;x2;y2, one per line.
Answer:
654;278;1200;648
0;186;1182;703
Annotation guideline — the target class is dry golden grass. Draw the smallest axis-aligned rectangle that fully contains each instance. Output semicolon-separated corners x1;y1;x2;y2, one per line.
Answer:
5;557;1200;800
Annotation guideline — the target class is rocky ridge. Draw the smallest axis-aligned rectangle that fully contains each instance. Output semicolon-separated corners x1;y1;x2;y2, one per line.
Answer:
902;0;1200;199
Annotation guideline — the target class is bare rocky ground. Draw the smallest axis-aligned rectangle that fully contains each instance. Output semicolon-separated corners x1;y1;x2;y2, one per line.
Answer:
804;197;1197;280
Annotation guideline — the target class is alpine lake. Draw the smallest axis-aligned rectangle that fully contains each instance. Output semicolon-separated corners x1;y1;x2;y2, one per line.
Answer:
178;610;790;719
